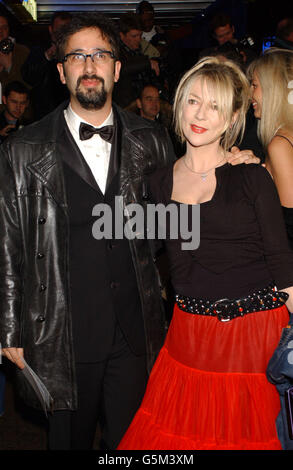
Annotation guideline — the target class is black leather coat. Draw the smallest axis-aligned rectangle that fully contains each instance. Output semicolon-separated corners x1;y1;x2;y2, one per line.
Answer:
0;102;175;410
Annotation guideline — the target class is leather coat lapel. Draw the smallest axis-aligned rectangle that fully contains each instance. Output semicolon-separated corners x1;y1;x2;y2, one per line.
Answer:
59;122;102;195
27;145;67;210
27;108;103;206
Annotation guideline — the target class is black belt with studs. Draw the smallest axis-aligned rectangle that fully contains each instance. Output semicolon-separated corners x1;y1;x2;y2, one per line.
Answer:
175;284;289;322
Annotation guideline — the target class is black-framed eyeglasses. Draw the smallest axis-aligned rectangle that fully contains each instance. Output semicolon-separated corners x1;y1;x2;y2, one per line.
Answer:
62;49;116;65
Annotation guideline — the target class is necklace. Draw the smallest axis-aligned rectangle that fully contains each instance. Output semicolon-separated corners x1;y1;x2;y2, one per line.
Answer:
183;153;227;180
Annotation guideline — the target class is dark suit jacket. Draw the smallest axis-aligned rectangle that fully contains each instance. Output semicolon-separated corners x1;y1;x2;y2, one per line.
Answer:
58;112;145;362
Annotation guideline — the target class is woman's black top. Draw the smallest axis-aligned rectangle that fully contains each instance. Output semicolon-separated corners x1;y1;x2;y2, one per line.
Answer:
148;162;293;301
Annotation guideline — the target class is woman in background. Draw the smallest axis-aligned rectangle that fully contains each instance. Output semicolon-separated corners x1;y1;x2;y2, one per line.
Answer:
248;48;293;249
118;57;293;450
248;47;293;450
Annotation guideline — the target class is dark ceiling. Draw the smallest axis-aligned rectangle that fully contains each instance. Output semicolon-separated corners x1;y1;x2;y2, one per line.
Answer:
5;1;216;26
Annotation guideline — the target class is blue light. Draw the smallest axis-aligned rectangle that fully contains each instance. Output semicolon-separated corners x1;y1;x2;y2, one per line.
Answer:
262;36;276;52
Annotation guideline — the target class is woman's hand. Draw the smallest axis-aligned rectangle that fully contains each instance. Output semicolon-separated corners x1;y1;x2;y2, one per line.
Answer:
227;146;260;165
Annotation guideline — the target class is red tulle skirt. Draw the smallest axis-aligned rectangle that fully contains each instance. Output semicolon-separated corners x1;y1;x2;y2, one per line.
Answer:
118;303;289;450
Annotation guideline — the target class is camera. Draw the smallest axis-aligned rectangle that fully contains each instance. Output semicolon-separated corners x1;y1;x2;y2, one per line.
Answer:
239;35;256;49
0;38;14;54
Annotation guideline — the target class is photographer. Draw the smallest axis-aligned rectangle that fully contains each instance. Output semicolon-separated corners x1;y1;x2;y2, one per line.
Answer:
0;15;29;90
21;11;71;120
201;12;257;67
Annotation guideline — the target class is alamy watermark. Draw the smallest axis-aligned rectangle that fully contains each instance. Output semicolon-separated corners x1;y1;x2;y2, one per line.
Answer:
92;196;200;250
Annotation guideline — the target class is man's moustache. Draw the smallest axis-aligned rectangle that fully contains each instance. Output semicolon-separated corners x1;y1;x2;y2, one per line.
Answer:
76;75;104;87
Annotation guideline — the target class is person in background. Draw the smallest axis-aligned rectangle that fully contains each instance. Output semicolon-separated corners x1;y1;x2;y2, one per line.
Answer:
0;80;29;142
135;82;184;156
118;56;293;450
201;12;257;67
135;82;175;319
21;11;72;120
112;12;160;108
210;12;236;46
136;83;160;120
248;48;293;249
0;15;30;90
274;17;293;50
249;47;293;450
136;1;167;54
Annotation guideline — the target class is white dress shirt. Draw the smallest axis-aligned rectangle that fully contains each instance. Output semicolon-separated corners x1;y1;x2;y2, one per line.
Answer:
64;104;113;194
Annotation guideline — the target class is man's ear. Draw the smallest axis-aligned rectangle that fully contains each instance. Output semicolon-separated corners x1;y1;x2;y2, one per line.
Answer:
2;95;6;106
57;62;66;85
114;60;121;83
136;98;142;110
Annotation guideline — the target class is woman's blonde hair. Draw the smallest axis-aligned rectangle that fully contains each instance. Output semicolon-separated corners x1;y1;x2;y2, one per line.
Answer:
247;48;293;148
173;56;250;151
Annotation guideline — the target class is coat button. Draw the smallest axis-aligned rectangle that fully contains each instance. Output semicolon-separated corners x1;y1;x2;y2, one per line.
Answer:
38;217;46;224
37;252;45;259
39;284;47;292
37;315;45;322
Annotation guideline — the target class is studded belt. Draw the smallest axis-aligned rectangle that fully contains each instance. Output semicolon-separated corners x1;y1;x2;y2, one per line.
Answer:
175;284;289;322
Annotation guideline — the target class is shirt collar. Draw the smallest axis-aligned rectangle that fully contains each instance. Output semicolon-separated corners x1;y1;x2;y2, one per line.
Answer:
64;104;114;140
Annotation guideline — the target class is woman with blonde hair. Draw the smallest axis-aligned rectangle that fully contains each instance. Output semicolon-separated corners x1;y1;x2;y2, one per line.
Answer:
118;57;293;450
248;48;293;248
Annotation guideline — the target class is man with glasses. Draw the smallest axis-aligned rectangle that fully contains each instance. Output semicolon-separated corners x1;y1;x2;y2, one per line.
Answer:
0;13;174;450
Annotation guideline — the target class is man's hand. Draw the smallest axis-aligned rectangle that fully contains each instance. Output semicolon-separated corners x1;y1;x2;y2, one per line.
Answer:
2;347;25;369
227;146;260;165
45;43;57;61
150;59;160;77
0;124;16;137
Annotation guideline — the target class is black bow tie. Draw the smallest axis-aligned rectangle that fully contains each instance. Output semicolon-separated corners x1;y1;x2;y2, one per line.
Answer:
79;122;114;143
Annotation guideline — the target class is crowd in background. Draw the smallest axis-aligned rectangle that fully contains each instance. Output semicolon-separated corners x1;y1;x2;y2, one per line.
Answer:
0;1;291;153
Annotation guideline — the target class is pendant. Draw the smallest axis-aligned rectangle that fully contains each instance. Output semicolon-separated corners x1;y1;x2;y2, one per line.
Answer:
201;173;208;180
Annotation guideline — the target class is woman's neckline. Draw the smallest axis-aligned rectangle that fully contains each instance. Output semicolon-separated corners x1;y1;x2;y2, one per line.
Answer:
170;160;229;206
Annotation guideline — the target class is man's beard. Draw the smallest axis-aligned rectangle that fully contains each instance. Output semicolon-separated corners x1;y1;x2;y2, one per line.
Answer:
75;74;107;110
